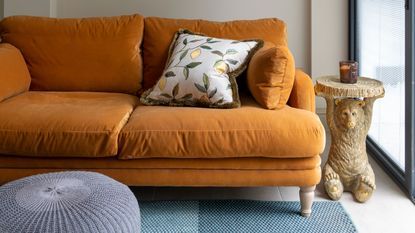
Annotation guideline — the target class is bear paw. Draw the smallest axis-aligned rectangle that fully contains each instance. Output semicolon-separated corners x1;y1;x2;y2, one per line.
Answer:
324;177;344;201
324;171;340;182
354;176;375;203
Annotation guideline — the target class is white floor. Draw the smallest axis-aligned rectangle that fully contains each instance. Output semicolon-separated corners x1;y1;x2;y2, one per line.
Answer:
132;114;415;233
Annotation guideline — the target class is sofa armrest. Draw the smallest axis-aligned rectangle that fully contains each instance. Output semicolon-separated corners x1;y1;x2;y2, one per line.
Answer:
287;69;315;113
0;43;31;102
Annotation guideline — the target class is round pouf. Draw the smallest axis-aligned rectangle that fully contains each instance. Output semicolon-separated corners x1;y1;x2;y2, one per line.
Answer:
0;171;140;233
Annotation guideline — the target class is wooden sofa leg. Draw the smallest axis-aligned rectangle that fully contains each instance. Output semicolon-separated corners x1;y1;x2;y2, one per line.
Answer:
299;185;316;217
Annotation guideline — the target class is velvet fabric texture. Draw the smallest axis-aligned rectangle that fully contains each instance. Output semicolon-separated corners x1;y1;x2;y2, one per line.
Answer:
0;92;138;157
0;168;321;187
142;17;288;91
0;156;321;171
0;44;30;102
0;155;321;186
0;15;144;94
0;167;321;187
119;95;325;159
0;15;324;190
288;69;316;112
0;155;321;188
247;42;295;109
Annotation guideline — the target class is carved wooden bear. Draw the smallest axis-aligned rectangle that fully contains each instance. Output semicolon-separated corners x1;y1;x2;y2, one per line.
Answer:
323;97;377;203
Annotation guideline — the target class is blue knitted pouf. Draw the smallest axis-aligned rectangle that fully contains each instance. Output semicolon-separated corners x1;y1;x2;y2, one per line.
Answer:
0;171;140;233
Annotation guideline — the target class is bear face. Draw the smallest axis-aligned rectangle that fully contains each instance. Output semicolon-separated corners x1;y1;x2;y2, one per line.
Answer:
334;99;365;129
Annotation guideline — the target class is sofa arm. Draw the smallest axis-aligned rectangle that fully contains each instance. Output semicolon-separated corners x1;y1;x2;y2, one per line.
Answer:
287;69;315;113
0;43;31;102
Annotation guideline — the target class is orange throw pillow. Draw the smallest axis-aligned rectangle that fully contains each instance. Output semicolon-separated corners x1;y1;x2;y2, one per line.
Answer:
0;43;30;102
247;43;295;109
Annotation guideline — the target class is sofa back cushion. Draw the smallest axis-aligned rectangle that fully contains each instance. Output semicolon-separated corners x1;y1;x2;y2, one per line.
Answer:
0;15;144;94
142;17;287;91
0;43;31;102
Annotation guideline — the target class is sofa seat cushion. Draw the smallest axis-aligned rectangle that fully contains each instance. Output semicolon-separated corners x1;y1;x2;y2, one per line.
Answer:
118;95;325;159
0;92;139;157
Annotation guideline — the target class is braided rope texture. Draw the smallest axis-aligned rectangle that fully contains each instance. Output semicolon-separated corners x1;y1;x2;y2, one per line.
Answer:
0;171;140;233
140;200;358;233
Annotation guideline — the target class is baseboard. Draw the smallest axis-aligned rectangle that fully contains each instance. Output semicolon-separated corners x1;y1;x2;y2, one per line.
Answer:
316;107;326;115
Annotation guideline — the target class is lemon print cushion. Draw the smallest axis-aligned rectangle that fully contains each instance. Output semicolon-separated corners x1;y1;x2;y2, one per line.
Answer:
141;29;263;108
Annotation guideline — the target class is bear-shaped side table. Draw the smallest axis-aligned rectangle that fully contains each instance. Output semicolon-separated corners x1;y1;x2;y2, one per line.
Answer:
315;76;384;203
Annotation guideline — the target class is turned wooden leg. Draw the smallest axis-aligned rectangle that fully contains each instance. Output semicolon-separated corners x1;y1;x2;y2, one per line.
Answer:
299;185;316;217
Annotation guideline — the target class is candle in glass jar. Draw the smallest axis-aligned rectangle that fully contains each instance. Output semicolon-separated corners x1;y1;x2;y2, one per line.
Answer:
339;61;358;84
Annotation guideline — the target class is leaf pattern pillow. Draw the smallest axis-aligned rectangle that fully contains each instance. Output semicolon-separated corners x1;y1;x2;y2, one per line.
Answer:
140;29;263;108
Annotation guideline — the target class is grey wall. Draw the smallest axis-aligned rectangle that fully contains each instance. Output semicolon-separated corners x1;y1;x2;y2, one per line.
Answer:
56;0;312;75
311;0;349;110
4;0;55;17
0;0;4;19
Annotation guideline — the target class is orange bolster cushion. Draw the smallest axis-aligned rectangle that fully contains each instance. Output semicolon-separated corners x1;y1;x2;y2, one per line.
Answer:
247;42;295;109
0;43;30;102
0;15;144;94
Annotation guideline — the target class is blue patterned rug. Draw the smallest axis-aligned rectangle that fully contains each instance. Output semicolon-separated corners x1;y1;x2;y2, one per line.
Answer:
139;200;357;233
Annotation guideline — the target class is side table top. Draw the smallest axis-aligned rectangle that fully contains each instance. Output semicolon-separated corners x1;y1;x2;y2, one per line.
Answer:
315;75;385;98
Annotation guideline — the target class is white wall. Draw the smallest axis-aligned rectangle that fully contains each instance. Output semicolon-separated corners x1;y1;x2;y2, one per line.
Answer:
3;0;348;110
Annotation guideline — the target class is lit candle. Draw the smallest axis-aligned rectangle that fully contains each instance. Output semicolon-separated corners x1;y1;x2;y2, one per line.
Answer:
339;61;358;84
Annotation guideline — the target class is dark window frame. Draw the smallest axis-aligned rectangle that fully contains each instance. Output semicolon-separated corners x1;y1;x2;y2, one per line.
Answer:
349;0;415;202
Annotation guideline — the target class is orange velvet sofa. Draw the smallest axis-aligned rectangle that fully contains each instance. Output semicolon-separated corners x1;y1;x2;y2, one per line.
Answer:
0;14;325;216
